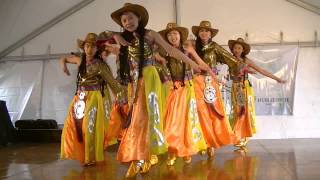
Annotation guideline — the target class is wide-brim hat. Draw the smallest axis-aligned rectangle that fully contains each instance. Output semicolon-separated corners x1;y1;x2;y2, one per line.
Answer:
77;33;98;49
111;3;149;27
228;38;251;55
192;20;219;38
159;22;189;42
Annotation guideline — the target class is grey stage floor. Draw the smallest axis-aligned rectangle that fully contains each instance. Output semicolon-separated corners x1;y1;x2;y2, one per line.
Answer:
1;139;320;180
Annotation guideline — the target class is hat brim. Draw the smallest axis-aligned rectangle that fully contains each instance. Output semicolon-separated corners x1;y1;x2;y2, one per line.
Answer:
111;4;149;27
228;40;251;55
191;26;218;38
159;26;189;43
77;39;100;49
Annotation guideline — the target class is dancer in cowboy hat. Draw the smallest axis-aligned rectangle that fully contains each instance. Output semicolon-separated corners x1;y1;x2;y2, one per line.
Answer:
60;33;126;166
159;22;209;166
228;37;285;151
110;3;212;178
192;20;239;158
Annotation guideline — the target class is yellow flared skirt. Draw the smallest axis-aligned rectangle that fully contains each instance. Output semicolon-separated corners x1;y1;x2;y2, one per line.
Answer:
117;66;167;162
60;90;106;165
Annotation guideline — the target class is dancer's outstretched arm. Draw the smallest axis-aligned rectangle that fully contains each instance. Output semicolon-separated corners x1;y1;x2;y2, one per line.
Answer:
246;58;286;83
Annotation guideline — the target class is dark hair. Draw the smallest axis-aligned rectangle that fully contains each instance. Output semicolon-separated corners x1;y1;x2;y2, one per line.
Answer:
195;35;212;59
119;22;146;85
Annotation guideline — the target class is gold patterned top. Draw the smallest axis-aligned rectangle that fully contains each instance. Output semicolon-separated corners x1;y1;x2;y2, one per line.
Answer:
230;59;249;82
128;38;154;63
202;41;239;75
166;56;191;80
78;59;126;100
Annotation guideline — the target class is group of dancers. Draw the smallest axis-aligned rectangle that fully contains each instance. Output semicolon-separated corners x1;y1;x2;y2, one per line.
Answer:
59;3;285;178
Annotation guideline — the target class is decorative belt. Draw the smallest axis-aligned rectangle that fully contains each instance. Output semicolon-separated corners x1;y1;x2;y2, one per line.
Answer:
143;59;155;67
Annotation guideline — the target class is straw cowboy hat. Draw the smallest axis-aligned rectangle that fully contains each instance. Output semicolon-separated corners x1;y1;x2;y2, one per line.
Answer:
77;33;98;49
111;3;149;27
192;20;219;37
159;22;189;42
228;38;251;55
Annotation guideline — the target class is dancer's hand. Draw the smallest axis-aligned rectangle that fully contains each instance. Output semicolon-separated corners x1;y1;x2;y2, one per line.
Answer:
154;52;166;65
60;57;70;76
238;65;256;77
191;64;201;73
62;64;70;76
277;79;287;84
199;62;216;78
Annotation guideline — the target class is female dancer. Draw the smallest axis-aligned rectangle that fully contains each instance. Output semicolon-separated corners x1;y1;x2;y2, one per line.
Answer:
159;22;207;165
192;20;239;157
110;3;210;177
60;33;126;165
228;38;285;150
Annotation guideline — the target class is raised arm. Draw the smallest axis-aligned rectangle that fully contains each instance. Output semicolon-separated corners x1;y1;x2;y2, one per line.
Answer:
246;58;286;83
59;55;81;76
